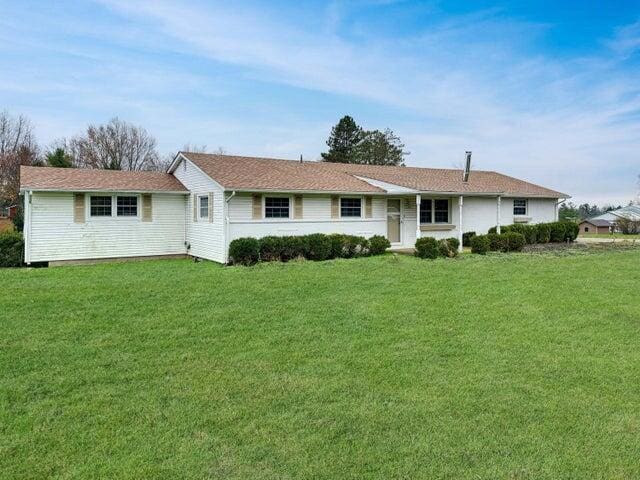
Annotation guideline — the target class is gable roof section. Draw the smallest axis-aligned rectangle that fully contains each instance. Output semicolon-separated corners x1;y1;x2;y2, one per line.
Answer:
20;166;188;193
177;152;568;198
581;218;612;227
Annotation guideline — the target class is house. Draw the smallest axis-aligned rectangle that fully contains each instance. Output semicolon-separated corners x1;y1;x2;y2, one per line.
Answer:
578;218;612;235
581;205;640;234
19;153;568;265
0;205;17;232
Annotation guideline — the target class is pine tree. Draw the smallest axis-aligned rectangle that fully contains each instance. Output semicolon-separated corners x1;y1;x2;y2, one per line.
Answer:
321;116;363;163
46;148;73;168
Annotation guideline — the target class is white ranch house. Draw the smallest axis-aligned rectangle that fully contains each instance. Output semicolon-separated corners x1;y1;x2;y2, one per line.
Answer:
20;153;568;265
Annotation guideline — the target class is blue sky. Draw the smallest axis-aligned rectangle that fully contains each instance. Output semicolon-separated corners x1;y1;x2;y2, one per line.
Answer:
1;0;639;204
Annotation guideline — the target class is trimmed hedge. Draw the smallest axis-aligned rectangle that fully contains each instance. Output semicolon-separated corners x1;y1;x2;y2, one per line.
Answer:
228;237;260;265
369;235;391;255
415;237;439;259
462;231;476;247
415;236;460;260
487;221;578;247
470;235;490;255
228;233;385;265
0;232;23;267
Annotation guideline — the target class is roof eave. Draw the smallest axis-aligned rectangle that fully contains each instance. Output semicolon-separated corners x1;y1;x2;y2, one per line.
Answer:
21;187;189;194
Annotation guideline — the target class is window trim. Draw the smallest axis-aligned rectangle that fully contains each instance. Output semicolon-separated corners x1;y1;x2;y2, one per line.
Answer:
262;195;292;220
513;198;528;216
419;197;451;224
339;196;363;219
198;195;209;220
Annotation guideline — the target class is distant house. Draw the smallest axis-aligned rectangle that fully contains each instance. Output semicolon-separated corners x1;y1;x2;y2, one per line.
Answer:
19;153;568;265
581;205;640;234
578;218;612;235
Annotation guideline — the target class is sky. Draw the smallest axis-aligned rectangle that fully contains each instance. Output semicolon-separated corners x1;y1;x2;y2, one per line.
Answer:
1;0;639;205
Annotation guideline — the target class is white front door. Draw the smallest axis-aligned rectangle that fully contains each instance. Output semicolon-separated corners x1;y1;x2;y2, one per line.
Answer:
387;199;402;244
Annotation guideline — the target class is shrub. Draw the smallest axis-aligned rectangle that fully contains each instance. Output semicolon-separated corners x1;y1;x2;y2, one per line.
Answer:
549;222;566;243
438;238;459;258
462;231;476;247
488;226;497;234
259;236;283;262
470;235;490;254
342;235;370;258
486;233;508;252
504;232;526;252
327;234;345;259
536;223;551;243
522;225;538;244
415;237;439;259
228;237;260;265
0;232;23;267
369;235;391;255
562;221;579;242
280;236;308;261
305;233;332;261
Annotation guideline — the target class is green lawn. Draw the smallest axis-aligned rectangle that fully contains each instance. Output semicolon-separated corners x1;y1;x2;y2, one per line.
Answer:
1;251;639;479
580;233;640;239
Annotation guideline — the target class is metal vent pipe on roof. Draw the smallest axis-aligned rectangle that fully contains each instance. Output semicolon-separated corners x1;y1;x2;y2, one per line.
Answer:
463;151;472;182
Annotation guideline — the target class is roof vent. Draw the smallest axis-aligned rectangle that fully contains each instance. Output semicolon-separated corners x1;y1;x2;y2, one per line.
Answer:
300;154;303;164
463;151;472;182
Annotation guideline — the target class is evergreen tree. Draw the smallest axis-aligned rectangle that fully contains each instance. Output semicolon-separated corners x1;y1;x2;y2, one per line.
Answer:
321;116;363;163
355;128;406;166
46;148;73;168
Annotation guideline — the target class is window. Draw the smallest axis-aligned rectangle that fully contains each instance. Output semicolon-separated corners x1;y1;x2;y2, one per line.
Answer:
90;196;112;216
340;197;361;217
420;200;432;224
265;197;290;218
420;199;450;224
199;196;209;219
117;196;138;216
513;199;527;216
434;199;449;223
584;226;589;232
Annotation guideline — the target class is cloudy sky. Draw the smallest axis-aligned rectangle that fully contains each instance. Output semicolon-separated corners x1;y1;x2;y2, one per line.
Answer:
1;0;639;204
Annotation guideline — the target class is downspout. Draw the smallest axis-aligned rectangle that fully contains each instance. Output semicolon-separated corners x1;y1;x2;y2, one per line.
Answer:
555;199;566;221
24;191;31;265
458;195;464;253
224;191;236;263
496;195;502;234
415;194;421;243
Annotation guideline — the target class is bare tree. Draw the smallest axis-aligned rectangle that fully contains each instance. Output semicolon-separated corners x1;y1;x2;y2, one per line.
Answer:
0;111;40;205
70;118;160;171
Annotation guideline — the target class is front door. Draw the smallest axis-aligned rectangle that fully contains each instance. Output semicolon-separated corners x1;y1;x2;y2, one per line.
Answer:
387;199;401;244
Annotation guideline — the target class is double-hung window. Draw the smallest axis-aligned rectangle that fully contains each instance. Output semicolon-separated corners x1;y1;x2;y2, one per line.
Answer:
265;197;290;218
90;196;112;217
199;196;209;219
420;199;450;224
513;199;527;216
117;196;138;217
340;198;361;217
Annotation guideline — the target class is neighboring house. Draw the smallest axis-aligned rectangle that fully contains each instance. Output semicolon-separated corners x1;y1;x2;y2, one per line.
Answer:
586;205;640;233
578;218;612;235
0;205;16;232
19;153;568;265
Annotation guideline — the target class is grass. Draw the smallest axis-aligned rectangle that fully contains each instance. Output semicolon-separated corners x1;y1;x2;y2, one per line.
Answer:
1;250;640;479
580;233;640;239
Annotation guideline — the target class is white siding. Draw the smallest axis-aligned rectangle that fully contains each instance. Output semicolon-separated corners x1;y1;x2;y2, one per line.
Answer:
228;193;389;243
462;196;558;234
172;158;226;263
28;192;187;262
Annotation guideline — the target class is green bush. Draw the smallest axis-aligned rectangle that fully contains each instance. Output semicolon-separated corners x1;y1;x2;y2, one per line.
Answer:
438;238;459;258
259;236;283;261
522;225;538;244
369;235;391;255
536;223;551;243
470;235;490;255
228;237;260;265
280;236;308;261
415;237;439;259
447;237;460;253
0;232;23;267
341;235;370;258
486;233;508;252
305;233;332;261
462;231;476;247
562;221;579;242
549;222;566;243
327;234;345;259
504;232;526;252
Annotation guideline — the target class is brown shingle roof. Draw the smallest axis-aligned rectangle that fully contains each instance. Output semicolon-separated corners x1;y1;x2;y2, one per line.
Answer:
180;153;568;197
20;166;188;193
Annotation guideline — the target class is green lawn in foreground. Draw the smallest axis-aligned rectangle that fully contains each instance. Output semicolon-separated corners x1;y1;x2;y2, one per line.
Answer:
1;250;639;479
